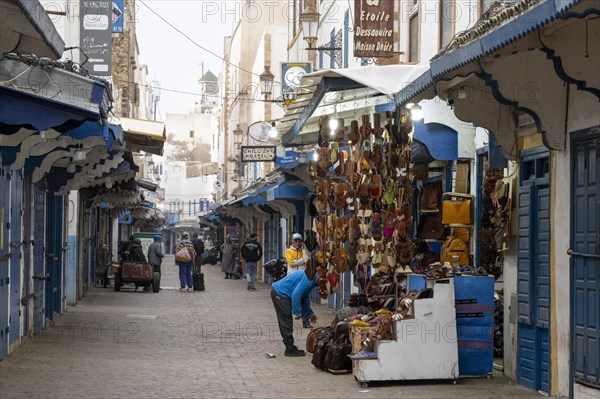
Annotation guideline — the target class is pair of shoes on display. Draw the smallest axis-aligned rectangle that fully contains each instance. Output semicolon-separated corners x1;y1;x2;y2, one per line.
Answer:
284;346;306;357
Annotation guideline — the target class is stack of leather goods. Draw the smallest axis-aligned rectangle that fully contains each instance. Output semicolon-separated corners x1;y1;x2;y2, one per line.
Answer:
306;109;416;301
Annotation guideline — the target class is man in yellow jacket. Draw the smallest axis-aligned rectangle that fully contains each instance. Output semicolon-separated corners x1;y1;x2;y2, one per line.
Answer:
285;233;312;328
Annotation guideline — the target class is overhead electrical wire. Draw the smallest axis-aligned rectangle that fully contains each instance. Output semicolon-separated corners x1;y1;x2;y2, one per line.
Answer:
137;0;284;87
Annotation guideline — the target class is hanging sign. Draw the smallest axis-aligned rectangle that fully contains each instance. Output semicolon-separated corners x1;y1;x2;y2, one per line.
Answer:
80;0;112;75
281;62;312;93
276;151;301;169
354;0;395;58
241;146;276;162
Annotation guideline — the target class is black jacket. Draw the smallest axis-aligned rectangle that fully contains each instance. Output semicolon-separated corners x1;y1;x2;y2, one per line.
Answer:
240;239;263;262
191;237;205;257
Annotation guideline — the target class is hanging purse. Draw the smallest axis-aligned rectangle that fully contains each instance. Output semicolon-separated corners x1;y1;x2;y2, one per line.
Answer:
441;193;474;225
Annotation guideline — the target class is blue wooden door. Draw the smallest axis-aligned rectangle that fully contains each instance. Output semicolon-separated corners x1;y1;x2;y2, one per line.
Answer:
32;182;45;333
517;150;551;393
572;134;600;389
9;169;23;344
44;193;63;321
0;166;10;359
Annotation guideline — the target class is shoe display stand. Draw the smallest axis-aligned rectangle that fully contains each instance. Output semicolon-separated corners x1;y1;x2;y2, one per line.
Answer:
352;278;459;387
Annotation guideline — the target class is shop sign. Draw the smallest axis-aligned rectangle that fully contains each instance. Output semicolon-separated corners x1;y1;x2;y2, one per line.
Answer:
241;146;276;162
275;151;301;169
281;62;312;93
353;0;395;58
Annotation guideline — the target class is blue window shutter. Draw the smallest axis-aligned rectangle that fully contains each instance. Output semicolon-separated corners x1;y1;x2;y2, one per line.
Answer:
517;183;532;324
344;11;349;68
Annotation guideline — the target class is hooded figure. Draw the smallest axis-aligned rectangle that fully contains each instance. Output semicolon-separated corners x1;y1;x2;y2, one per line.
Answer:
127;238;147;262
220;235;237;279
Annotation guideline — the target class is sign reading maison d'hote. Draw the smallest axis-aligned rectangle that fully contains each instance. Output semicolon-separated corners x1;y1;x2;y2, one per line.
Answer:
241;146;276;162
354;0;394;58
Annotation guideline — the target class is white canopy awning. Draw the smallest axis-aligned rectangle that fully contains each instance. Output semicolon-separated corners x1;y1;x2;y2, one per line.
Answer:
279;63;430;145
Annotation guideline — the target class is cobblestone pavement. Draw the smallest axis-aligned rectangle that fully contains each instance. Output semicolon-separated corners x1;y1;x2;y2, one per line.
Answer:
0;256;541;399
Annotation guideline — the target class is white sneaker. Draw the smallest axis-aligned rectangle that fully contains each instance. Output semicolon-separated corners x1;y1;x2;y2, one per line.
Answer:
188;287;193;292
178;287;187;292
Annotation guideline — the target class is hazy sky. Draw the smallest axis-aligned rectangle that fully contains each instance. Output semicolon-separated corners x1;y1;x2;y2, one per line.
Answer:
136;1;237;116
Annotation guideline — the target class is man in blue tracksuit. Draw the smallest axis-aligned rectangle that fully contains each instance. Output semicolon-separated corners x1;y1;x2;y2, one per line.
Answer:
271;270;318;356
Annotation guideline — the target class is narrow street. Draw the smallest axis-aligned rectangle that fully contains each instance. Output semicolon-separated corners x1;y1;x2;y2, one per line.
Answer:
0;256;539;399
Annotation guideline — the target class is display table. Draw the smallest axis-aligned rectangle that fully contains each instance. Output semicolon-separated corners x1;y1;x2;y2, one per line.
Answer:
352;279;459;387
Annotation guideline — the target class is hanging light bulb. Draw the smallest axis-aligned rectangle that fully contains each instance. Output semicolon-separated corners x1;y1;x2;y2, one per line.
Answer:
329;118;338;131
410;104;423;121
458;86;467;100
269;121;278;139
39;130;46;139
67;163;76;173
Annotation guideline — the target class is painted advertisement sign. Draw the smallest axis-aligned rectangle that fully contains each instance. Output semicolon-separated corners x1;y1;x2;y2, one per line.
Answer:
354;0;395;58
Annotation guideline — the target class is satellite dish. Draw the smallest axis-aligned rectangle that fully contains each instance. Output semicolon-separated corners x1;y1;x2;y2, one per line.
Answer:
213;180;223;191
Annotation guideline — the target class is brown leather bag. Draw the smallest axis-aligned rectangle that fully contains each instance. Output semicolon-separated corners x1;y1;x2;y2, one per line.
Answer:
420;182;442;210
306;327;324;354
416;214;445;240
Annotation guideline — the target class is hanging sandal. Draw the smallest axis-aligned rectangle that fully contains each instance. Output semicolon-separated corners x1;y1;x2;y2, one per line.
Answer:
349;217;360;244
349;120;360;144
385;242;397;267
383;178;396;205
384;211;395;239
335;216;348;244
371;212;383;241
371;174;383;199
335;118;346;143
359;114;372;138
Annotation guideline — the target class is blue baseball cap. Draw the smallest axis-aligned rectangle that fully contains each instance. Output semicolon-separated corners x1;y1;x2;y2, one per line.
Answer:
153;235;161;241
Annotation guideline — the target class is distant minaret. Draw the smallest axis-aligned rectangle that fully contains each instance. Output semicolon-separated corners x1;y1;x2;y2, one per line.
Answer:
198;69;218;106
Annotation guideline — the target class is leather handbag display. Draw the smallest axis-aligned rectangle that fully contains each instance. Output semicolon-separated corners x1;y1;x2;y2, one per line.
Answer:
416;214;445;240
442;198;472;225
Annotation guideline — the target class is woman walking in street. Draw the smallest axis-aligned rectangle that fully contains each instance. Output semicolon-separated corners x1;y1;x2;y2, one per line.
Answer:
174;232;196;292
220;235;237;279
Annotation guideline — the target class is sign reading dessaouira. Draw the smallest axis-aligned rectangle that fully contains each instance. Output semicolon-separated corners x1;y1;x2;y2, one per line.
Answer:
241;146;276;162
354;0;394;58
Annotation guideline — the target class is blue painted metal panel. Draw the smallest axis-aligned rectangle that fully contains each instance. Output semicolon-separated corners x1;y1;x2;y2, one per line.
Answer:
343;12;349;68
32;182;45;333
0;166;10;358
412;122;458;161
9;170;23;344
572;135;600;388
517;184;532;324
45;194;63;321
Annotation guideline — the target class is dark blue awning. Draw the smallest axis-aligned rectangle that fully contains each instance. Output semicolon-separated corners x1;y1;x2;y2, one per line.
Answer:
412;122;458;161
395;0;583;106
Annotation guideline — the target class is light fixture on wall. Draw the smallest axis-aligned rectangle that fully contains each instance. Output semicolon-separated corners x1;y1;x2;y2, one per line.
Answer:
300;0;341;53
67;163;76;173
39;130;46;139
458;86;467;100
259;67;283;103
72;144;86;161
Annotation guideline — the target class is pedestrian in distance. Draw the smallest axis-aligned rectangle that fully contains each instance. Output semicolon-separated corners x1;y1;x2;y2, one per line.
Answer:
145;235;164;291
240;232;263;291
127;236;147;262
174;232;196;292
285;233;312;328
220;235;237;279
190;232;205;273
270;270;318;357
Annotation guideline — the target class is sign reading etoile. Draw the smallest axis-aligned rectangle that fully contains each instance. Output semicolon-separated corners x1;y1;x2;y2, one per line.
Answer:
354;0;394;58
